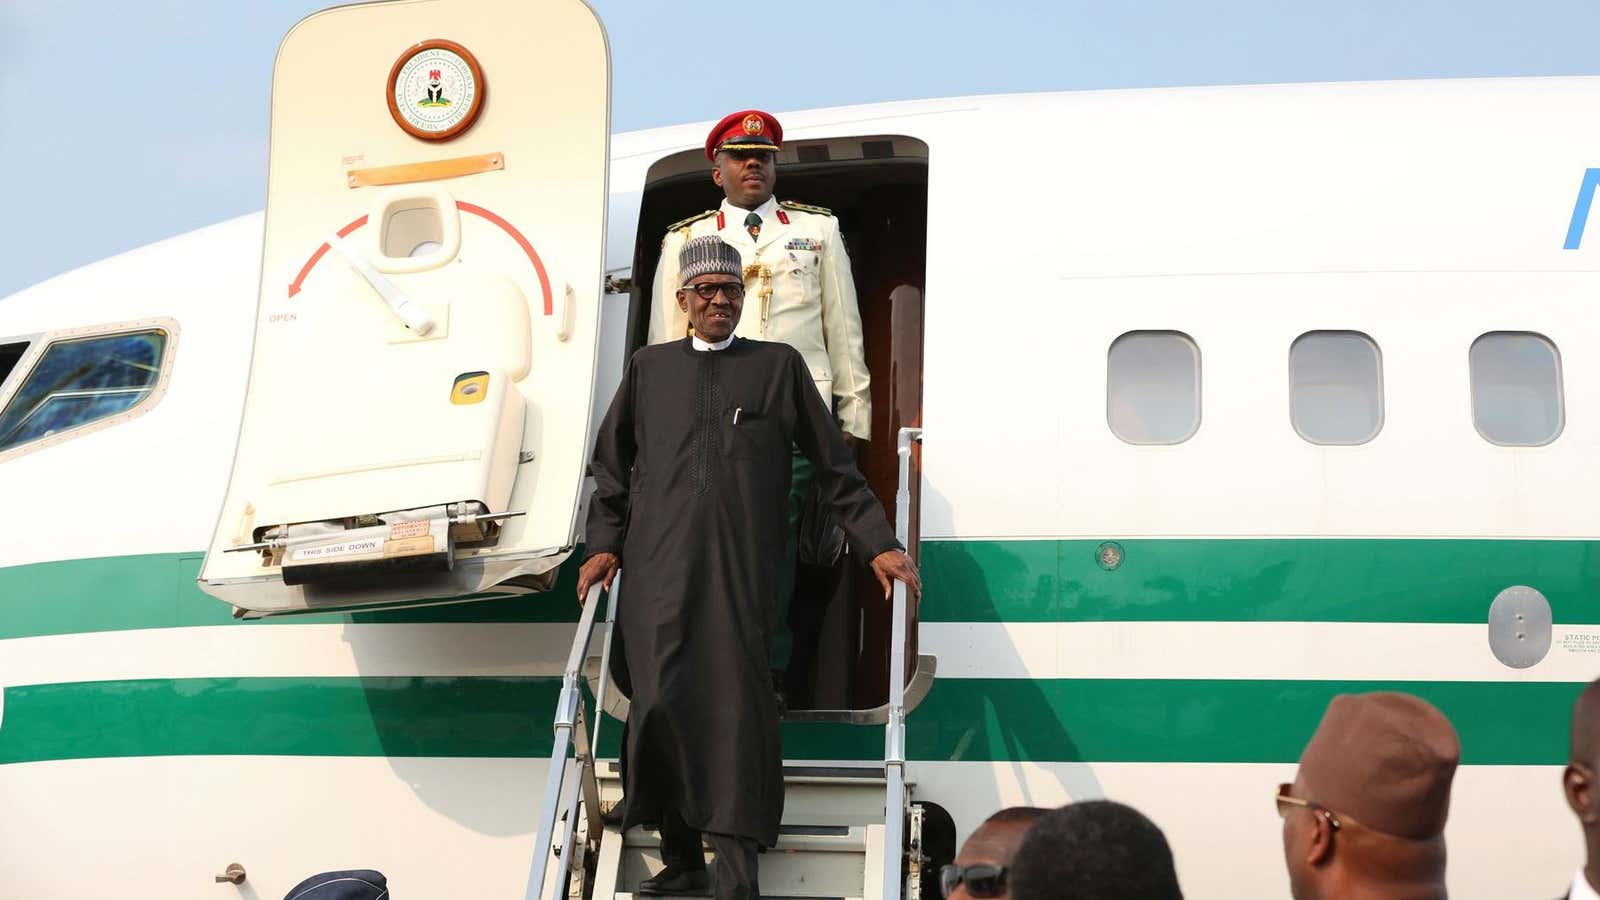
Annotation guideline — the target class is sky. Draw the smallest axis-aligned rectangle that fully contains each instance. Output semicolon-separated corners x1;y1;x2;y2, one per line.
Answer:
5;0;1600;297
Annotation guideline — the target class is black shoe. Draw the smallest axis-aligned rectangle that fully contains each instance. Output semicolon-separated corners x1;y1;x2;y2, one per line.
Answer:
638;865;709;895
600;802;625;828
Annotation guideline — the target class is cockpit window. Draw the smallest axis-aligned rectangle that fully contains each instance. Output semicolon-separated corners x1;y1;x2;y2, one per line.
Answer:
0;341;27;388
0;329;169;452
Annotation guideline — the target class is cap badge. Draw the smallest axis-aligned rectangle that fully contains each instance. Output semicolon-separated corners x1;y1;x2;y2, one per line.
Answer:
742;114;764;135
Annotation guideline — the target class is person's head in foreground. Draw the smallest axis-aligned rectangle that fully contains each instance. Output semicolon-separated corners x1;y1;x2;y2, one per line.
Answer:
941;806;1048;900
281;869;388;900
1562;678;1600;899
1010;800;1183;900
675;234;744;343
1279;692;1460;900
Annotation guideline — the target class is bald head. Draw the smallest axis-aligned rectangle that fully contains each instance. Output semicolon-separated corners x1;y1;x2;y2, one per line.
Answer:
963;808;1043;859
1571;679;1600;767
1566;679;1600;894
947;808;1047;900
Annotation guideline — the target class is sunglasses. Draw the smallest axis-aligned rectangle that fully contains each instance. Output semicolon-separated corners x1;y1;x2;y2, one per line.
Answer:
940;863;1007;899
684;281;745;301
1274;782;1358;831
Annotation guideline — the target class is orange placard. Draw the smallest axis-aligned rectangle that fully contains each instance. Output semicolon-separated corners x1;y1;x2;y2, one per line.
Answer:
347;152;504;188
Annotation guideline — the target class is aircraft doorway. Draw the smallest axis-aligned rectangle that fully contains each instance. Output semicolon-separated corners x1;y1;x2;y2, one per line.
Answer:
627;134;929;715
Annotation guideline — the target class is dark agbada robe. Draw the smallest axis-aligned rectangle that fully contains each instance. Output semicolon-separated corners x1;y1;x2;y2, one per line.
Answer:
584;336;900;846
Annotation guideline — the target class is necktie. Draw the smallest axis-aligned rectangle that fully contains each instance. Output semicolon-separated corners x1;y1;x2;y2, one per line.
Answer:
744;211;762;243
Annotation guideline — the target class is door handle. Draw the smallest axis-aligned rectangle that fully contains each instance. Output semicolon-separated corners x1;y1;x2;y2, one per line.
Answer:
557;282;576;342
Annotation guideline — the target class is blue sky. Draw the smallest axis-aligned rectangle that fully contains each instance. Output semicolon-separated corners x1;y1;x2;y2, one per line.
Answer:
5;0;1600;297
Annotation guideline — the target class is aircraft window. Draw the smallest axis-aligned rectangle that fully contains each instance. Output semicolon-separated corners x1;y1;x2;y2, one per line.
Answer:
1107;331;1201;444
0;329;168;452
1470;332;1563;446
1289;331;1383;445
0;341;27;387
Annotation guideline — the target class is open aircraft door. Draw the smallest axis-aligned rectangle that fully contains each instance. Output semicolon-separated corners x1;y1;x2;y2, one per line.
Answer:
200;0;610;616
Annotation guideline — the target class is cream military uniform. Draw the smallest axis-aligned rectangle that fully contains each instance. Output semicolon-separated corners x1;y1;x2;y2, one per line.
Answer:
648;196;872;441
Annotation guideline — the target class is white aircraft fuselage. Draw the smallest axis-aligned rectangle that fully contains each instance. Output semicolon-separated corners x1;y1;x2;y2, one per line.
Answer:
2;63;1598;898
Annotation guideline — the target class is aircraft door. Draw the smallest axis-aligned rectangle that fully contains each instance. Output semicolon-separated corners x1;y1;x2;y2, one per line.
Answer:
200;0;610;615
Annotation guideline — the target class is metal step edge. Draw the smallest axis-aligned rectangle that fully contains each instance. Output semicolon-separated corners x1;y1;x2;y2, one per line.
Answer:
612;824;857;838
598;763;889;780
601;775;902;787
598;806;886;825
614;894;858;900
595;790;898;817
616;833;867;847
615;827;869;853
599;779;896;796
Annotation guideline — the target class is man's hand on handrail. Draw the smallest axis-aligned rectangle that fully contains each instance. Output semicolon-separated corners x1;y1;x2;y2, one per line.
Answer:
576;552;620;605
870;549;921;610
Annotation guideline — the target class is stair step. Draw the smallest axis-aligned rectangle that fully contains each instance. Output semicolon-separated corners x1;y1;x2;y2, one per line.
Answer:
598;791;889;829
596;762;899;828
615;838;868;898
598;762;890;782
584;763;895;900
614;894;858;900
620;825;867;852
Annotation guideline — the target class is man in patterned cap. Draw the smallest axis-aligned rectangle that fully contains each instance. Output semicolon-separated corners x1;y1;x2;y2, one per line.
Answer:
581;235;918;900
646;108;874;702
1277;692;1460;900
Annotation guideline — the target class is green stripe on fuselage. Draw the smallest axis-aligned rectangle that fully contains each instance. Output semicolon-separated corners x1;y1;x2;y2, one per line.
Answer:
0;676;563;762
0;552;585;641
0;675;875;765
5;538;1599;639
920;538;1600;623
912;677;1579;765
0;676;1581;766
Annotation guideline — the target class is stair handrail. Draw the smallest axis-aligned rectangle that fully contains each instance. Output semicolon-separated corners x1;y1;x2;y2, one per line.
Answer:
590;566;622;818
883;426;921;900
525;570;617;900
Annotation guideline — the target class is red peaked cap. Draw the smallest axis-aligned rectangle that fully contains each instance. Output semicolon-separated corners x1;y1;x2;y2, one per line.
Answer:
705;109;783;161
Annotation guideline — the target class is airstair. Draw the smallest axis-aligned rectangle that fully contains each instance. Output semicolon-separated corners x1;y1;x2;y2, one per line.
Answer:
596;763;902;900
198;5;932;894
527;429;930;900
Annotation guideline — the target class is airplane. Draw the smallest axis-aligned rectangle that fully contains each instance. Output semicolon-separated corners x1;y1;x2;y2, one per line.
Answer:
1;0;1597;897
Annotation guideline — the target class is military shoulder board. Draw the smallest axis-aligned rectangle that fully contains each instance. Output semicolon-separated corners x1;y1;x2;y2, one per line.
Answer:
779;200;833;217
664;210;717;240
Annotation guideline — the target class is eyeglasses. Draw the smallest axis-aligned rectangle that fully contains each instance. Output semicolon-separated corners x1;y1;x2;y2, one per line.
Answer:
684;281;745;301
1275;783;1358;831
939;863;1007;899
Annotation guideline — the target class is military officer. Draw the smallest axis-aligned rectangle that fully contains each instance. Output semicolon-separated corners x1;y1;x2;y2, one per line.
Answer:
647;109;873;694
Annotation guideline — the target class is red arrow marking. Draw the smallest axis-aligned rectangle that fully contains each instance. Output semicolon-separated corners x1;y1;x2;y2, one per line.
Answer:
287;215;368;298
284;203;553;316
456;201;554;316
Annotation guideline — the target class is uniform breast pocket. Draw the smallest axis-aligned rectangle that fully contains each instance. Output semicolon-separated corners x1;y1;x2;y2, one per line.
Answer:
722;408;780;459
787;251;821;290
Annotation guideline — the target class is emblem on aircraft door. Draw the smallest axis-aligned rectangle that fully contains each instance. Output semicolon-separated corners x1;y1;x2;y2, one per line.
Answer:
387;39;486;141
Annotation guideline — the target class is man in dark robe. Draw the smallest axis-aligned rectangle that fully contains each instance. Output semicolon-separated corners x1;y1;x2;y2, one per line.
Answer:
577;235;920;900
